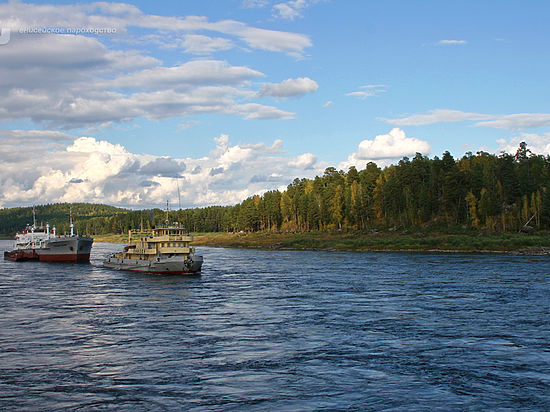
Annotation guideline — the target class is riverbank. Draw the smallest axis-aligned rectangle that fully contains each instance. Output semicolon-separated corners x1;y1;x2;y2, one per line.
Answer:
194;231;550;255
91;230;550;254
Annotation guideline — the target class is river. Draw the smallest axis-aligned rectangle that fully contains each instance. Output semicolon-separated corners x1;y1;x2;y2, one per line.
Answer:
1;240;549;410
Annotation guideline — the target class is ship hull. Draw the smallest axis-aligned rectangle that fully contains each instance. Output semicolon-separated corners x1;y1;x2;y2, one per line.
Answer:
4;236;93;263
103;255;203;275
39;237;93;263
4;249;39;262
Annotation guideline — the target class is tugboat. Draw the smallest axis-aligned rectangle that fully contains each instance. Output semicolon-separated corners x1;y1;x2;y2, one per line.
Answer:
103;224;203;274
4;208;93;263
103;208;203;275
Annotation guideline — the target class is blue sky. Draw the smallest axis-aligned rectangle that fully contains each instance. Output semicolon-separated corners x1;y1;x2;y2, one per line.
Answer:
0;0;549;208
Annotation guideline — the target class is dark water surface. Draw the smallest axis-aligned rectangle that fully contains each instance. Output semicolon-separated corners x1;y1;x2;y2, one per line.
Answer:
1;240;549;410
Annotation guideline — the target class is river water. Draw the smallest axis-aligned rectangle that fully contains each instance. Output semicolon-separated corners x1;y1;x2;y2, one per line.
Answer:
1;240;549;410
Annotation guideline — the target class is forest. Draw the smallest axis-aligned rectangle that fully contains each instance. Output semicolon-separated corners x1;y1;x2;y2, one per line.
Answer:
1;143;549;236
0;203;127;236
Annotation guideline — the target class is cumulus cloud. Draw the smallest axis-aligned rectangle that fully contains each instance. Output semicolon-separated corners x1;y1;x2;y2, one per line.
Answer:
339;128;431;169
139;158;186;177
496;132;550;155
0;134;323;208
346;84;387;99
258;77;318;98
382;109;550;131
288;153;317;169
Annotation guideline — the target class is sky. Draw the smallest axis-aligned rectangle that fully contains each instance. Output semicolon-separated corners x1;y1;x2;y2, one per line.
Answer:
0;0;549;209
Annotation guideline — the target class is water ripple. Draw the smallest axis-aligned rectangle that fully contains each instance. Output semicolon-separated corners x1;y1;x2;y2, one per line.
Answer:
1;241;549;410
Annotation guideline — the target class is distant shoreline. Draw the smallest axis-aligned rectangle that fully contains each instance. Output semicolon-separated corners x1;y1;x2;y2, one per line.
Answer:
90;231;550;255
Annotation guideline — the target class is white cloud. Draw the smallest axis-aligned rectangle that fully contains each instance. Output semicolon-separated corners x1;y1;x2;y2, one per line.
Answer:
0;129;76;162
0;1;312;129
0;129;74;142
242;0;269;8
0;50;293;127
0;1;312;56
0;33;157;92
437;39;467;45
475;113;550;130
232;103;295;120
230;25;312;57
322;100;333;108
112;60;264;90
178;120;200;131
382;109;490;126
496;132;550;155
0;4;311;128
339;128;431;169
272;0;316;20
383;109;550;130
0;133;321;208
181;34;234;55
288;153;317;169
258;77;318;98
346;84;387;99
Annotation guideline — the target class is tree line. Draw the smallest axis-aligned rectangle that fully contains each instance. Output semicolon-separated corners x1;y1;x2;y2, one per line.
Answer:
192;143;550;233
0;203;126;236
1;143;549;236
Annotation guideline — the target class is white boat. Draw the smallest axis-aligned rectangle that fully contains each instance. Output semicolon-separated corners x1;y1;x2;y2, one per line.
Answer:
4;208;93;262
103;223;203;274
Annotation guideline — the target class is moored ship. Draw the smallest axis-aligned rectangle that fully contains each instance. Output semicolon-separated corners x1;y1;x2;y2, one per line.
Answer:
3;209;93;263
103;223;203;274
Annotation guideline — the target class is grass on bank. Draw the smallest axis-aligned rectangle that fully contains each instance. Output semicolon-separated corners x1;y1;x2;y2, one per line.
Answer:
191;230;550;253
88;229;550;253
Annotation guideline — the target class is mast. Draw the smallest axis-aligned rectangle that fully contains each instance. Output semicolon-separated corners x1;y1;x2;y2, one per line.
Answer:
165;200;169;224
70;207;74;236
176;177;182;210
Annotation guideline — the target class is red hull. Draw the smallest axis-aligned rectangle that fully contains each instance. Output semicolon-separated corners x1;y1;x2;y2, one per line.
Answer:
4;250;90;263
4;250;39;262
39;253;91;263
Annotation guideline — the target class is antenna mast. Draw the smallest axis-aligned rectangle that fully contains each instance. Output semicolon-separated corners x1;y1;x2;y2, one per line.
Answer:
70;207;74;236
176;177;182;210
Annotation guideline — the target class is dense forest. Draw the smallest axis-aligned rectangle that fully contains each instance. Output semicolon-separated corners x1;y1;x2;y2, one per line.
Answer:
0;203;127;236
1;143;550;236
